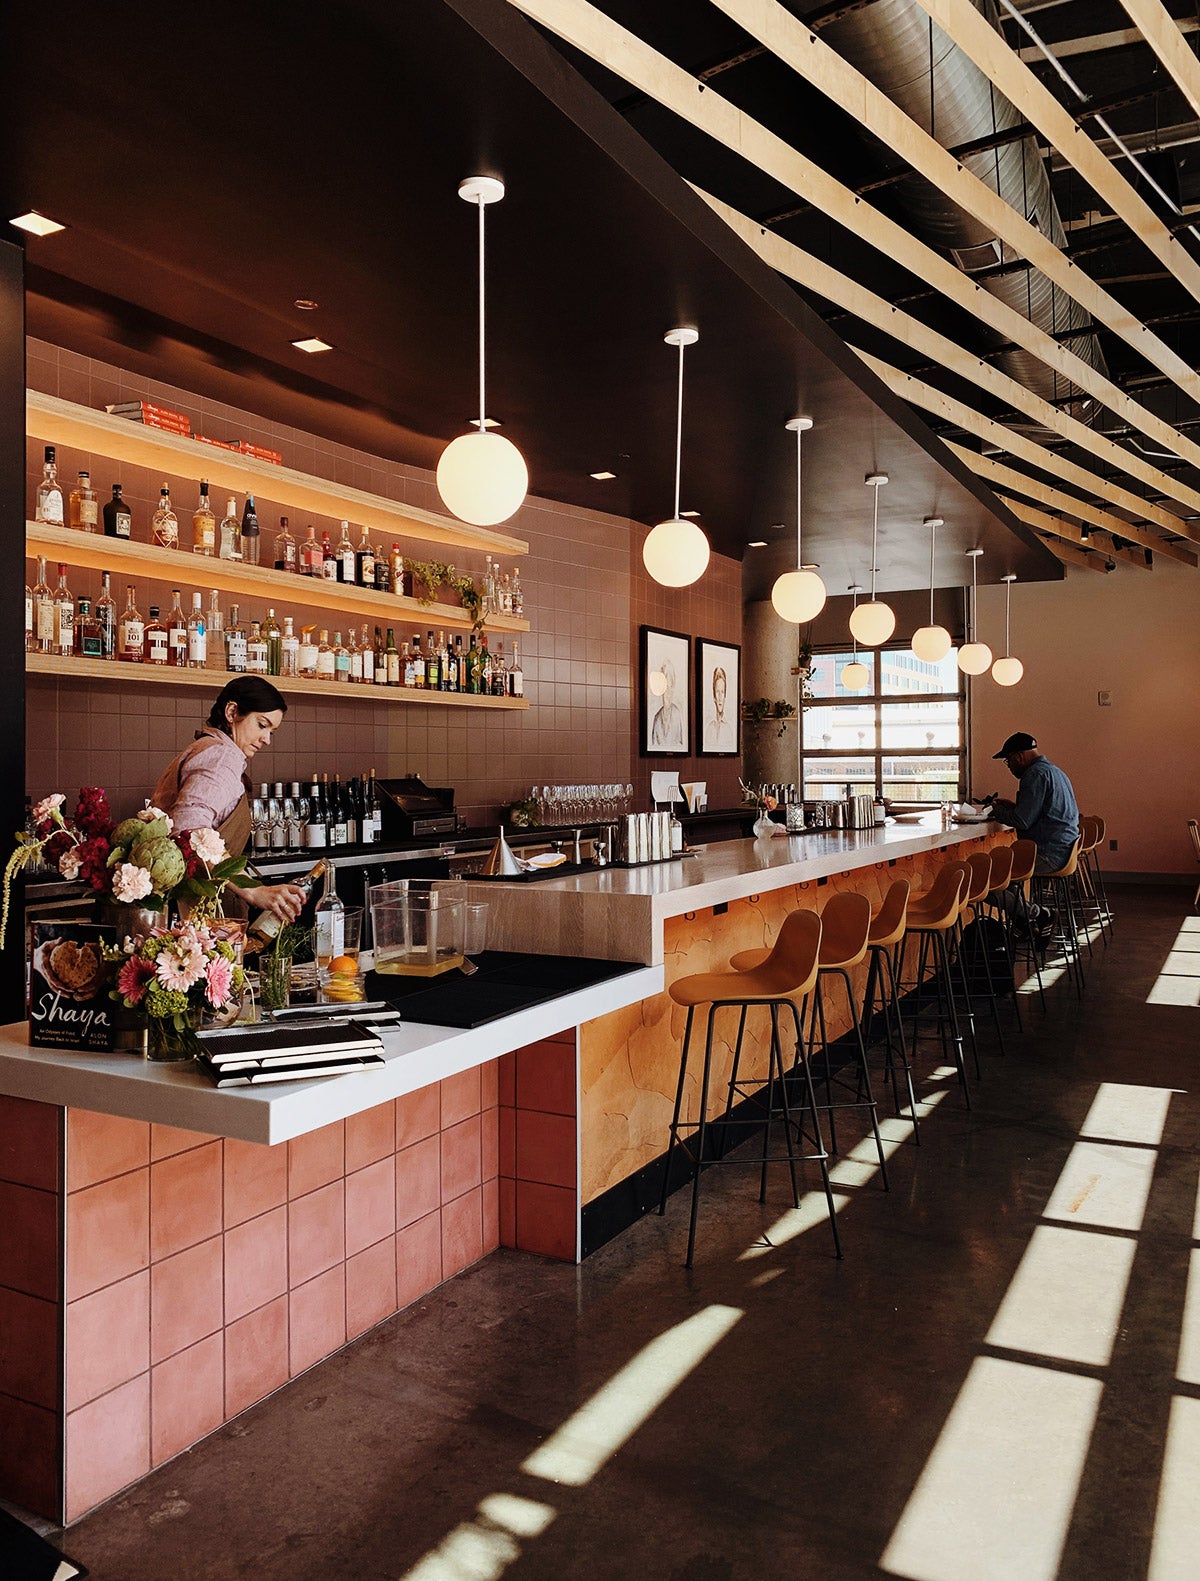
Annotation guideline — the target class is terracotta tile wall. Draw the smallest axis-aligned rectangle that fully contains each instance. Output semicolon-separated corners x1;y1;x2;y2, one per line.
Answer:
25;339;742;826
497;1031;579;1262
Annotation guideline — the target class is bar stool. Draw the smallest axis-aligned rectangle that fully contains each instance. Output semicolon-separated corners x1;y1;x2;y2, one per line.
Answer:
862;879;919;1140
1006;838;1047;1013
1089;817;1114;934
983;844;1026;1033
659;908;840;1267
1034;837;1087;997
901;862;973;1105
962;852;1009;1056
1077;816;1113;945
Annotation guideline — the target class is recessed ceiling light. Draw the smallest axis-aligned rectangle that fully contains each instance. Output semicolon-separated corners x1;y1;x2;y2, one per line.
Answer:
590;470;617;480
10;211;66;236
769;523;786;532
291;336;333;353
293;298;319;311
680;509;701;518
748;540;768;548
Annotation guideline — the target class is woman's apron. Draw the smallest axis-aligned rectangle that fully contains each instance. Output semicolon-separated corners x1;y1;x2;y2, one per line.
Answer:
162;736;254;918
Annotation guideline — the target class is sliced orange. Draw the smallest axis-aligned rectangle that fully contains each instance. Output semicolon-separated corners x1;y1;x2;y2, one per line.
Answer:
328;954;358;976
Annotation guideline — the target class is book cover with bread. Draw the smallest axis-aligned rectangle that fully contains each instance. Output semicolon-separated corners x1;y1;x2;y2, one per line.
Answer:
29;922;118;1052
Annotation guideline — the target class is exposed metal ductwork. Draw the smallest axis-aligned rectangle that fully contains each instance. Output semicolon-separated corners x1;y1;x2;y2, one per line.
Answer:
809;0;1108;420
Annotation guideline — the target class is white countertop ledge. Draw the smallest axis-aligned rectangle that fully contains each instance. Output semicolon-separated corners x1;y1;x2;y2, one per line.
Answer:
0;965;663;1145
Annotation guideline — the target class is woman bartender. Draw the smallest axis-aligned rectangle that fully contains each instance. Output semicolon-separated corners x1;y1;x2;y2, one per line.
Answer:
151;676;306;922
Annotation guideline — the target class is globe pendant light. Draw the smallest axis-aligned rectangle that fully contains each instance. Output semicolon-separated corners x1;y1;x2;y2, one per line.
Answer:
848;473;896;645
911;515;952;663
436;176;529;527
771;416;826;622
642;327;711;587
841;585;870;691
957;547;993;675
991;574;1024;686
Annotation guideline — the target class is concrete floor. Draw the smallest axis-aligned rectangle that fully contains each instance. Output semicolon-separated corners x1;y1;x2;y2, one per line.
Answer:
52;886;1200;1581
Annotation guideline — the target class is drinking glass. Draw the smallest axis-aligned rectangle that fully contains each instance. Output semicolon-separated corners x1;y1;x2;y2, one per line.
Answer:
464;902;489;955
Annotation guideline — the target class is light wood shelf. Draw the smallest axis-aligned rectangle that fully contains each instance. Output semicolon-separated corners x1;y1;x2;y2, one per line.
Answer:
25;522;529;637
27;390;528;557
26;653;529;710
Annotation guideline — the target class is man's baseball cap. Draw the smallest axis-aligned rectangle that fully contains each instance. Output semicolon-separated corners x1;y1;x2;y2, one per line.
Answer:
993;731;1037;759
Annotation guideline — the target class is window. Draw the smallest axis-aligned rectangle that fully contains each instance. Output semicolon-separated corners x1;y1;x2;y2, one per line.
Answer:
801;647;965;803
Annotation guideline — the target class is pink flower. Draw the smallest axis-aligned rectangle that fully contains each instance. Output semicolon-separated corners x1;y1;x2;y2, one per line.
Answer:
205;956;234;1009
190;827;226;866
138;806;173;831
32;793;65;823
58;848;82;881
156;943;207;993
116;956;155;1006
111;862;154;903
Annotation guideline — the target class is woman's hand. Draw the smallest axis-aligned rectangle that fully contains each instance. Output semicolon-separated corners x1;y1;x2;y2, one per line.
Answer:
242;882;308;923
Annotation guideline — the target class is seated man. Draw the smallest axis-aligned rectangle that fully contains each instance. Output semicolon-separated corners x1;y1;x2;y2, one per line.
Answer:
989;731;1080;873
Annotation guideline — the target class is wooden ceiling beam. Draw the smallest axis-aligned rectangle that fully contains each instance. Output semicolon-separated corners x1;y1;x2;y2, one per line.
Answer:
907;0;1200;319
1041;536;1115;572
944;444;1199;565
708;0;1200;408
1115;0;1200;124
510;0;1200;497
698;186;1200;530
1001;496;1152;566
1015;19;1198;62
856;347;1200;544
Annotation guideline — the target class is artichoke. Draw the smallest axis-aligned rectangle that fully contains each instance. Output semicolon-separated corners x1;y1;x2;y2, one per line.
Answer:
130;836;186;894
109;817;147;852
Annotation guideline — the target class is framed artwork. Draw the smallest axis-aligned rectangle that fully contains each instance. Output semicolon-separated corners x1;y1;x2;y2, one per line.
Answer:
640;626;691;756
696;638;741;757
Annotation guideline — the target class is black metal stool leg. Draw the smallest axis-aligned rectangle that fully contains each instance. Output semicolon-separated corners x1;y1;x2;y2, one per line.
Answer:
952;920;983;1079
813;979;838;1156
835;967;889;1190
934;929;971;1107
883;944;920;1142
685;1008;718;1269
660;1004;694;1216
769;1003;801;1208
785;999;842;1260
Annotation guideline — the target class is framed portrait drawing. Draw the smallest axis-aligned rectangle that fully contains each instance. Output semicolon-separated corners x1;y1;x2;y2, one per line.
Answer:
640;626;691;756
696;638;741;757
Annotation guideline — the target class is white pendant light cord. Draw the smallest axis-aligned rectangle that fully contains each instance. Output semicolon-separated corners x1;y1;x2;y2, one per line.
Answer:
870;485;879;601
1004;576;1011;656
673;339;685;520
971;552;979;641
476;198;487;434
928;519;937;626
795;424;803;568
851;587;859;659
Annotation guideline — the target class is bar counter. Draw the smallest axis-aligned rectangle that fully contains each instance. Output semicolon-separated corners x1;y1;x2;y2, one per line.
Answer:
0;819;1004;1523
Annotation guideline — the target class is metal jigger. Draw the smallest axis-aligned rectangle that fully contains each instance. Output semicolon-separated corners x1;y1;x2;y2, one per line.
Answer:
481;823;523;877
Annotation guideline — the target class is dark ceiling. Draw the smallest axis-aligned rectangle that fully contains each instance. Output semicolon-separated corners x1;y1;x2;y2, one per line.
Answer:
0;0;1058;593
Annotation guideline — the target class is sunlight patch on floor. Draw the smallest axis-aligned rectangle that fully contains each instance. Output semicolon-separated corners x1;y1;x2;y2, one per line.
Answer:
1147;920;1200;1005
1147;1396;1200;1581
1175;1249;1200;1385
521;1304;743;1487
986;1224;1136;1368
398;1495;556;1581
881;1357;1102;1581
1043;1140;1157;1233
1079;1083;1173;1148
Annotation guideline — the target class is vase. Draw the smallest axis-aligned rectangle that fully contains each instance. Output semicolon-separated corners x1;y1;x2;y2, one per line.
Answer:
752;811;775;839
98;902;161;1054
148;1011;202;1063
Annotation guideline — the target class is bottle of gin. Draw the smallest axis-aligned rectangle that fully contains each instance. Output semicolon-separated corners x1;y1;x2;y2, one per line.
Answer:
206;590;224;670
54;565;75;657
280;616;300;677
312;860;345;965
151;484;179;549
298;625;319;678
35;447;65;525
225;605;247;673
192;480;215;555
166;589;188;667
273;516;297;573
187;592;207;668
218;495;242;560
32;556;55;653
96;573;118;660
246;620;269;674
300;524;322;576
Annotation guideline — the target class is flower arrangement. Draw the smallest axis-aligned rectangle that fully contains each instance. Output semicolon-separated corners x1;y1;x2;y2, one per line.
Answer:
1;789;253;948
105;919;245;1060
739;778;779;812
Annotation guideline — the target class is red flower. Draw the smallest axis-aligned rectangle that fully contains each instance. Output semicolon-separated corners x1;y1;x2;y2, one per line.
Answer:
43;830;73;866
115;955;155;1006
175;830;202;881
74;786;113;840
76;836;113;894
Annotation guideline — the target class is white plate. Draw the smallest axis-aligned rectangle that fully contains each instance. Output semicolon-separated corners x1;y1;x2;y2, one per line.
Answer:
890;812;929;824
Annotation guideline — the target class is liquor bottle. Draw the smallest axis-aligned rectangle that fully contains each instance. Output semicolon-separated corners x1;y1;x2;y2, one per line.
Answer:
508;639;524;698
187;592;207;668
192;480;215;555
145;605;169;665
453;634;465;692
400;639;413;688
373;552;391;595
499;573;512;615
411;633;425;689
354;525;375;588
425;630;440;691
480;635;494;694
389;544;405;597
76;598;104;658
262;608;282;676
273;516;297;573
298;625;318;679
466;634;482;694
225;605;247;673
511;566;523;617
269;784;286;851
246;620;268;674
166;589;188;667
437;631;450;691
245;858;329;952
359;623;375;684
320;528;337;580
491;641;506;697
385;629;400;687
373;627;387;687
54;565;75;658
32;557;55;654
151;484;179;549
104;483;132;539
218;495;242;560
344;778;359;846
96;573;118;661
305;776;327;849
286;783;306;850
69;470;99;533
349;628;363;684
35;447;65;525
206;590;224;671
24;576;33;653
241;496;260;566
315;629;335;681
300;524;323;577
118;586;145;663
333;631;351;684
483;554;496;611
280;616;299;677
251;784;271;853
335;521;355;583
313;860;345;964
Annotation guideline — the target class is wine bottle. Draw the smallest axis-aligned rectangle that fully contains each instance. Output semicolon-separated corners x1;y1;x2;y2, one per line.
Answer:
244;858;328;952
313;860;345;965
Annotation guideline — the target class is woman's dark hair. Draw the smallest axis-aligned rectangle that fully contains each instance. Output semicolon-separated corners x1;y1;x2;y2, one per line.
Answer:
205;676;288;735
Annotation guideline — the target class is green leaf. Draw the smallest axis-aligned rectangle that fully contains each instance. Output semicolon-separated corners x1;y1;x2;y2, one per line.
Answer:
213;856;245;881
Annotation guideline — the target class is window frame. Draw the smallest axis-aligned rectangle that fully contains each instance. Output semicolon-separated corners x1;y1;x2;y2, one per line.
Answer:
800;644;967;801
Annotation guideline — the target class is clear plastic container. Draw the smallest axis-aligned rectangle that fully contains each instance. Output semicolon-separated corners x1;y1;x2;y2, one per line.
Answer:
370;893;464;977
